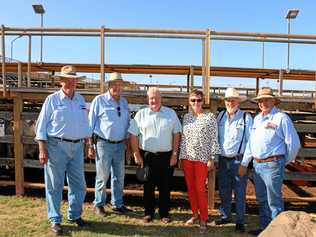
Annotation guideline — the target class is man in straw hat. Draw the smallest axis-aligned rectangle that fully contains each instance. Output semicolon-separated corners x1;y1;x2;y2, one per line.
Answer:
215;88;253;233
87;72;131;216
239;87;301;236
35;65;92;235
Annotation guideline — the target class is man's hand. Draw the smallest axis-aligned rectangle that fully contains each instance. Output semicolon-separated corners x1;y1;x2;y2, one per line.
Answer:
39;149;48;165
238;165;247;177
134;152;144;168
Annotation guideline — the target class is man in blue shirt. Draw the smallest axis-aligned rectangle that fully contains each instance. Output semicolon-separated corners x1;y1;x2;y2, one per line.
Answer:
216;88;253;233
128;87;181;223
239;87;301;236
35;65;92;235
87;72;131;216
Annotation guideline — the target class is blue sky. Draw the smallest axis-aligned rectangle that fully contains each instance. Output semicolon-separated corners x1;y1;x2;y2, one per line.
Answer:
1;0;316;90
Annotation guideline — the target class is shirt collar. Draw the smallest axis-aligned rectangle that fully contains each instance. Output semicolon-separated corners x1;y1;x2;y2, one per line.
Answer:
58;89;78;101
105;91;120;104
149;105;165;114
259;106;279;120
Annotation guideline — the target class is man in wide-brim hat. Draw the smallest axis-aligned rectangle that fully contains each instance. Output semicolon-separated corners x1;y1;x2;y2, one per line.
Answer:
216;88;253;233
35;65;92;235
239;87;300;236
87;72;132;216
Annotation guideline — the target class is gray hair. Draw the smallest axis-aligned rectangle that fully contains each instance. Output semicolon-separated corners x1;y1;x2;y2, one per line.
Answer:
147;87;161;97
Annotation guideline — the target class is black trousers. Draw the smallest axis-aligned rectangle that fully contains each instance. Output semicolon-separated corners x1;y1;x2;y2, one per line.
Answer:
140;150;173;218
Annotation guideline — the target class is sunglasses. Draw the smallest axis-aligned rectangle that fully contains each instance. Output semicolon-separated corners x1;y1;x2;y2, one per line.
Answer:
117;106;121;117
190;99;202;103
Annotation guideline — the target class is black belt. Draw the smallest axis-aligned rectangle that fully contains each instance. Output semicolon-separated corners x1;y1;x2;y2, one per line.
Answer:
221;155;242;161
96;135;124;144
51;137;84;143
140;149;172;156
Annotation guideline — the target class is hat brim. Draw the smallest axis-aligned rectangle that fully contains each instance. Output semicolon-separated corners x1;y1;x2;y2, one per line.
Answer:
52;74;86;81
108;78;124;82
222;96;247;102
252;95;281;104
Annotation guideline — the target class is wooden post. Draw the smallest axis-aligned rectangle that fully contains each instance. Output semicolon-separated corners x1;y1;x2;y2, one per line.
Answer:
278;69;283;96
1;25;6;97
17;62;22;87
27;35;32;88
255;77;260;95
208;168;216;210
100;26;105;94
13;95;24;196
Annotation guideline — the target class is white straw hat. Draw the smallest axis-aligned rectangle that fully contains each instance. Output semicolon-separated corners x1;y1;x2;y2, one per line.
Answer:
223;87;247;102
53;65;85;80
253;87;281;104
109;72;124;82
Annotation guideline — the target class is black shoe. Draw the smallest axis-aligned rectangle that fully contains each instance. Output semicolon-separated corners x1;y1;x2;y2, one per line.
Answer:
112;205;132;214
215;218;232;225
51;223;62;235
248;229;263;236
68;217;89;227
94;206;106;216
143;215;153;223
235;223;245;233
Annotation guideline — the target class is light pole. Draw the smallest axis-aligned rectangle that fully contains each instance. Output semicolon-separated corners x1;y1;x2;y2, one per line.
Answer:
285;9;299;71
10;35;23;60
32;4;45;63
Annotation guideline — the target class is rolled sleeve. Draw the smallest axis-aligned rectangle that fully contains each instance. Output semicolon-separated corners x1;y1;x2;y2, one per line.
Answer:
35;97;51;141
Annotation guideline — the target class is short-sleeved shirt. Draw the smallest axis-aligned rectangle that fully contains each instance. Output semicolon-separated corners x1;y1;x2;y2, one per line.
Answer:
35;90;91;140
179;112;221;163
128;106;182;153
88;91;129;141
242;106;301;166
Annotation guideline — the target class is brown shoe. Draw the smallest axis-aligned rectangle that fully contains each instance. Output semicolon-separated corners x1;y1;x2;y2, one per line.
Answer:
94;206;106;216
143;215;153;223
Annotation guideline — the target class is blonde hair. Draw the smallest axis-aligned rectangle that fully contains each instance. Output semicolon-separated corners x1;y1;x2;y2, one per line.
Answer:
147;87;161;97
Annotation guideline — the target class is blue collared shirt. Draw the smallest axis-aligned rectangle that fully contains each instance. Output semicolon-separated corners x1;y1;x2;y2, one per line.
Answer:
128;106;182;153
88;91;129;141
35;90;91;140
242;106;301;166
217;109;253;157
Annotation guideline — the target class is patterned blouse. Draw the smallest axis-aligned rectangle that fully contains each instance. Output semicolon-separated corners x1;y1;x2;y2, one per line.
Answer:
179;112;221;163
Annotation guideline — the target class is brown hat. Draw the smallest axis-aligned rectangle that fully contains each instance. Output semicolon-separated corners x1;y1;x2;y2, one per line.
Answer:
253;87;280;104
53;65;85;80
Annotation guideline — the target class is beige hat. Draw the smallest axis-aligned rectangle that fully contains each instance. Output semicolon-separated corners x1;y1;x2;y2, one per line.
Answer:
109;72;124;82
253;87;280;104
223;87;247;102
53;65;85;80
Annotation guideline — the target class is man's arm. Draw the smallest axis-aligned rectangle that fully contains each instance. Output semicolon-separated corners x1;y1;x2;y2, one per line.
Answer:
38;140;48;165
130;134;143;168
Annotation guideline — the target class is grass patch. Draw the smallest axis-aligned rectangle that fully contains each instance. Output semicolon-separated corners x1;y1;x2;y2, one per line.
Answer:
0;195;262;237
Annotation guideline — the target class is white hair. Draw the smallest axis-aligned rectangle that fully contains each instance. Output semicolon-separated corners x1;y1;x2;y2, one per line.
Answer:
147;87;161;97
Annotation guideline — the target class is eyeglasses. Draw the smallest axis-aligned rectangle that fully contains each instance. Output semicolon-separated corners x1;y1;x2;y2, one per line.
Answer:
190;99;202;103
117;106;121;117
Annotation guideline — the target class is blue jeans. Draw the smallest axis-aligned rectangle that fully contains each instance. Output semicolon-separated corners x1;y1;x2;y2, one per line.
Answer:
218;157;248;224
93;140;125;208
44;138;86;224
253;158;285;229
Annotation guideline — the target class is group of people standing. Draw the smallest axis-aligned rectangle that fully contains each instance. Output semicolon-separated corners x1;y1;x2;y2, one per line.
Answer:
35;65;301;236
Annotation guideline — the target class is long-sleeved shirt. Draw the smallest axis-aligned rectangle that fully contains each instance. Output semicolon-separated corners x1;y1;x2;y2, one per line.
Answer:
35;90;91;140
217;109;253;157
128;106;182;153
179;112;221;163
88;91;129;141
241;106;301;166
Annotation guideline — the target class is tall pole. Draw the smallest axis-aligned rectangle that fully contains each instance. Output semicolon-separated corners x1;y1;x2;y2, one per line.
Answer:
287;18;291;71
40;13;43;63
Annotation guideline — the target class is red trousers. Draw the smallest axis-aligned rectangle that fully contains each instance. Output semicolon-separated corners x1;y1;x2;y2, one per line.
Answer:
182;159;209;221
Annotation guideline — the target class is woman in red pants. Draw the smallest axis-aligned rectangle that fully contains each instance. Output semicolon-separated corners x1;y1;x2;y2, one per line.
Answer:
179;89;221;233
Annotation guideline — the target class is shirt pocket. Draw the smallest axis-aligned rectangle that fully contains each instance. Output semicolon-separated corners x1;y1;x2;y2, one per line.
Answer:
78;104;89;125
51;107;67;126
100;107;116;122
